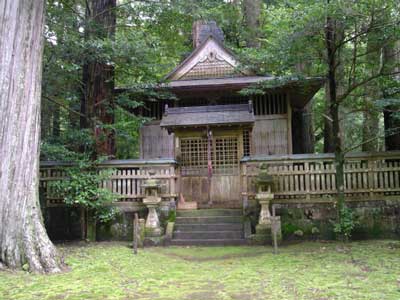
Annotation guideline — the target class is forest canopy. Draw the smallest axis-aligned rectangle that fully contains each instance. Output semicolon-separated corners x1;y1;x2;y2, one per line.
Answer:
41;0;400;161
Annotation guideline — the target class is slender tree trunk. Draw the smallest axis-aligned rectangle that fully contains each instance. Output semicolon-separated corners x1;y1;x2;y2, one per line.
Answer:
325;11;345;215
243;0;261;48
324;82;335;152
52;104;61;138
324;23;345;153
0;0;65;273
82;0;116;156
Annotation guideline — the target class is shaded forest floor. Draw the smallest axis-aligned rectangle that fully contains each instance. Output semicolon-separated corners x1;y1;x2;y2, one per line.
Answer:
0;240;400;299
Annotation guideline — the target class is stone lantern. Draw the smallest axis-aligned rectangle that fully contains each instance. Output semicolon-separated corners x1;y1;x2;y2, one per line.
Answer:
142;170;162;238
251;163;277;244
255;163;274;228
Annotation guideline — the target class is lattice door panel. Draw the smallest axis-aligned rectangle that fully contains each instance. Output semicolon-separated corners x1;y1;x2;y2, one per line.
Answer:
179;135;240;176
180;137;208;176
213;136;239;175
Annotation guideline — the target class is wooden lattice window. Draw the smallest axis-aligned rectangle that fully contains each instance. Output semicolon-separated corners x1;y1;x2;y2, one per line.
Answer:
243;130;251;157
180;137;208;176
213;137;239;175
253;93;287;115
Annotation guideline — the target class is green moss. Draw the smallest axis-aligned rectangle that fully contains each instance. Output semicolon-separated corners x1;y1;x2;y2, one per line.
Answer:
281;222;299;237
167;210;176;223
1;241;400;299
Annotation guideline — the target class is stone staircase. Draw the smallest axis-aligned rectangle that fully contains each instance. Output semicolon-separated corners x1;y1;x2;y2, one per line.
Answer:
170;209;246;246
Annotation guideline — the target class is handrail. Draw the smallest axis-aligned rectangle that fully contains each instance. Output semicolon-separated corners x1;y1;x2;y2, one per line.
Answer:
40;160;177;206
241;151;400;163
241;151;400;203
40;159;176;167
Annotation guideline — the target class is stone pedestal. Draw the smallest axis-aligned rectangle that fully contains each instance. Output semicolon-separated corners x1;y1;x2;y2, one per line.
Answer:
251;191;274;245
143;197;162;238
255;192;273;230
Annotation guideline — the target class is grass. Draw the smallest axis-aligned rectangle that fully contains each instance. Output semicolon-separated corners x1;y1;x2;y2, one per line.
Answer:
0;240;400;300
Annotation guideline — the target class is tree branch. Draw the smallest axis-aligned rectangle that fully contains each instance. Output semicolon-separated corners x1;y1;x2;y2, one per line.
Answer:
42;95;87;119
344;127;400;154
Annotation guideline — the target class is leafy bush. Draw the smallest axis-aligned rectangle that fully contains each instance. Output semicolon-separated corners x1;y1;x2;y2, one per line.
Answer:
333;206;358;241
51;159;119;223
281;223;299;237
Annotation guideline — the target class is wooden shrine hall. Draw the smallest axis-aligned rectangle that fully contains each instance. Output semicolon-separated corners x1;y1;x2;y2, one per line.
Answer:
137;21;323;208
41;21;400;243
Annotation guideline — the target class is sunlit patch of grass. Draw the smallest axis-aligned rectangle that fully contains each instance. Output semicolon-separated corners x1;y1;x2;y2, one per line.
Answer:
0;240;399;299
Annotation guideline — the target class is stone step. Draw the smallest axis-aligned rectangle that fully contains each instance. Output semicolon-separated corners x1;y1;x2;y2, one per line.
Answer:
174;223;243;232
175;216;243;224
173;230;243;240
170;239;247;246
176;209;242;217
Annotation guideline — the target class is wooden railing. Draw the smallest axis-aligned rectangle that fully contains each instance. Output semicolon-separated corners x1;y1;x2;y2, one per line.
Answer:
40;159;177;206
241;151;400;203
40;151;400;207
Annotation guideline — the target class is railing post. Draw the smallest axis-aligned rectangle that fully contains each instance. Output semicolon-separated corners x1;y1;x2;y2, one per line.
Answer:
170;165;176;202
133;213;138;254
368;158;375;200
242;163;248;210
304;162;311;201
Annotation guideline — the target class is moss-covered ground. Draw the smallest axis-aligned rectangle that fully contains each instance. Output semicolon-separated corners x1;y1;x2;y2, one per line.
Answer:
1;240;399;299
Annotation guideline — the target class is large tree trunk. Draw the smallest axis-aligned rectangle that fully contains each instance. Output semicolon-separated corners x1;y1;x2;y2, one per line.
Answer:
292;102;315;153
0;0;64;273
81;0;116;156
293;63;315;153
243;0;261;48
362;34;381;151
383;41;400;150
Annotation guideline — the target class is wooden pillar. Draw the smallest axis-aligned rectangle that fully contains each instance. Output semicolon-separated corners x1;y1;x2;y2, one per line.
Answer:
287;93;293;154
207;127;213;206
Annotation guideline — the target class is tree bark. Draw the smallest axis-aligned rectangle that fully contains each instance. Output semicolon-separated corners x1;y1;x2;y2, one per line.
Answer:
81;0;116;157
292;103;315;153
325;11;345;215
362;34;381;151
383;41;400;150
0;0;65;273
243;0;261;48
293;63;315;153
324;22;345;153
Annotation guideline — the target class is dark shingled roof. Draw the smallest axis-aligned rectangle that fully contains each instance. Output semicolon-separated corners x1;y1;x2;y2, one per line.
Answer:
160;103;255;129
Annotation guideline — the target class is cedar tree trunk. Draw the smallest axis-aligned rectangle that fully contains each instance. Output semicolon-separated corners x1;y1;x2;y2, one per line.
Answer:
0;0;64;273
243;0;261;48
293;63;315;153
81;0;116;157
383;41;400;150
362;34;381;151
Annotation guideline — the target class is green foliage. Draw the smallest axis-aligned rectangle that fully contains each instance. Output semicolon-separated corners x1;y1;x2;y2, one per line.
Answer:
333;206;359;241
50;159;119;223
281;222;299;237
167;210;176;223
